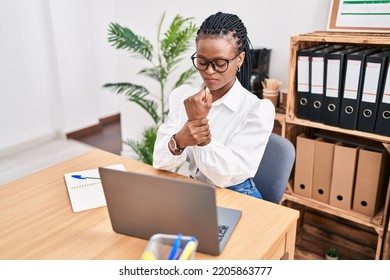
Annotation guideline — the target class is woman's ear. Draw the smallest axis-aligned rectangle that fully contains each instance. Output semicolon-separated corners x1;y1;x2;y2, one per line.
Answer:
237;51;245;67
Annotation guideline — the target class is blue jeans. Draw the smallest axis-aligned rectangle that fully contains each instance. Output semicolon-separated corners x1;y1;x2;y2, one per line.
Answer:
227;178;263;199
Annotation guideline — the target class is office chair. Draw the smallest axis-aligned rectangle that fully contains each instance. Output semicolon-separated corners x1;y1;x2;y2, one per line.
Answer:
253;133;295;203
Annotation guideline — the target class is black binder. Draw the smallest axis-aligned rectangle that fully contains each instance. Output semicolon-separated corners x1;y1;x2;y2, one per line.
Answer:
296;44;328;120
324;46;363;127
309;45;346;123
357;50;390;133
339;48;379;130
374;54;390;137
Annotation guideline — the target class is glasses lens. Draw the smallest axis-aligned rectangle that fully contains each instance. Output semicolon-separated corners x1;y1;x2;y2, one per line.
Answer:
193;57;208;71
192;57;229;73
213;59;228;72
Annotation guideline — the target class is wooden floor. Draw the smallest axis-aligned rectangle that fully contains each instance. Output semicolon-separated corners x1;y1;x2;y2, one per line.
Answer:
71;116;377;260
69;115;122;155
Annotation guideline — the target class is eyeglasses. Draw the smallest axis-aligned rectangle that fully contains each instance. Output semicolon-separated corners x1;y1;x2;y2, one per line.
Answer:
191;52;240;73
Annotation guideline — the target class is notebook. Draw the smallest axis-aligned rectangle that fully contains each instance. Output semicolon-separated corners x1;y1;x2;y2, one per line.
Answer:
64;164;126;212
98;167;242;256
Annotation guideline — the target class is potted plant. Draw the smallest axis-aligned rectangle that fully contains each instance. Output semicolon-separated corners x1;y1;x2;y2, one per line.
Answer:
325;247;339;260
104;13;198;164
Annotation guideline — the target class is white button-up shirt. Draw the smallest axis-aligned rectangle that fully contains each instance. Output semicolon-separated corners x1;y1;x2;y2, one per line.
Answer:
153;79;275;188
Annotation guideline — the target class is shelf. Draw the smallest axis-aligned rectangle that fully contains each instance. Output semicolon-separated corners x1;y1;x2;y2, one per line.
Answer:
283;192;384;233
286;116;390;145
291;31;390;45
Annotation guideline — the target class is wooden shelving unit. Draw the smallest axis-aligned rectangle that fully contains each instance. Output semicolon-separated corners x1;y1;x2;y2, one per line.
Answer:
283;31;390;260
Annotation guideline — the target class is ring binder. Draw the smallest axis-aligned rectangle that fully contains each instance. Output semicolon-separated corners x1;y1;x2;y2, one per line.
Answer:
374;52;390;136
296;44;328;120
309;45;345;123
357;50;390;133
324;46;364;126
339;48;379;130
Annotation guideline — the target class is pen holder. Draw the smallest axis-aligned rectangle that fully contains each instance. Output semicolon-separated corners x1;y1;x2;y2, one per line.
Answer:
262;89;279;108
141;233;198;260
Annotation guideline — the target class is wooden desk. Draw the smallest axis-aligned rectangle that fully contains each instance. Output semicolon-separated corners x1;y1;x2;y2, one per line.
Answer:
0;149;299;260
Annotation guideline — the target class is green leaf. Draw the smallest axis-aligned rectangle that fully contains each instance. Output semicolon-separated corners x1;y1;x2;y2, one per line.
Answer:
108;23;153;61
103;83;160;124
138;67;160;81
175;67;198;88
123;126;158;165
161;16;197;68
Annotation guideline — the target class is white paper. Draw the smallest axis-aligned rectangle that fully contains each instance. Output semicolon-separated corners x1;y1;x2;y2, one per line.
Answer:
326;59;341;98
336;1;390;28
343;60;361;100
297;56;309;92
64;164;127;212
382;67;390;104
362;62;380;103
311;57;324;94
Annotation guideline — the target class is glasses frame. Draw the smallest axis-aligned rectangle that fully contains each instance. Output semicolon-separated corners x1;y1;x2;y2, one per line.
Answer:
190;52;241;73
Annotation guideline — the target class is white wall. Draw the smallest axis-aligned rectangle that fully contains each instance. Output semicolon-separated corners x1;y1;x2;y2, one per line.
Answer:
0;0;331;153
0;0;123;152
115;0;332;156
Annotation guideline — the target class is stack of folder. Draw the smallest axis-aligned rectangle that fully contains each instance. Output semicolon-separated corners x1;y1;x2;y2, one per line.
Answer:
293;134;389;217
295;45;390;137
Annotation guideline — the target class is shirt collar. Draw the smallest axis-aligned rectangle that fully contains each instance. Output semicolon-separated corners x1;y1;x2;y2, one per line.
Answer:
213;79;243;112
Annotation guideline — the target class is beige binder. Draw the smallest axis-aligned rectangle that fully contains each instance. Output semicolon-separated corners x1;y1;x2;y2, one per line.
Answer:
294;134;315;198
329;143;359;210
312;138;335;204
352;148;389;217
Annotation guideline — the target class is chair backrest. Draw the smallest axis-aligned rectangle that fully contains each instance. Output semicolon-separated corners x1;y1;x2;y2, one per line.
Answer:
253;133;295;203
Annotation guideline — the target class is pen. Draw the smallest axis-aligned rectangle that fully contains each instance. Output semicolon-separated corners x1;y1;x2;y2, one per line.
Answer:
71;175;100;180
178;237;197;260
168;233;182;260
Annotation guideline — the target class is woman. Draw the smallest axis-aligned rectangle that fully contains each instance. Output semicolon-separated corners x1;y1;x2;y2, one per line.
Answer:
153;12;275;199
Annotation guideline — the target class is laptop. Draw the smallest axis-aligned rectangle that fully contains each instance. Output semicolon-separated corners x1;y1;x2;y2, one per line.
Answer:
98;167;242;256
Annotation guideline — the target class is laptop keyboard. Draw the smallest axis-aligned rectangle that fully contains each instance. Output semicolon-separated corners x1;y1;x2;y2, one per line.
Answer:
218;225;229;241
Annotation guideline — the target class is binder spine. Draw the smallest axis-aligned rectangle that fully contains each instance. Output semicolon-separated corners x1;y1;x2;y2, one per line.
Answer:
374;61;390;136
357;57;388;133
339;58;365;130
296;55;310;119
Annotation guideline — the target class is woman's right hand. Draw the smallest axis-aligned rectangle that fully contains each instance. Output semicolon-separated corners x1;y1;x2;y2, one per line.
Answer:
184;87;212;121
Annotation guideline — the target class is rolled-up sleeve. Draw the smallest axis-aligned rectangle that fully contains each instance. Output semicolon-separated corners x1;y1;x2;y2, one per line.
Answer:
153;86;193;171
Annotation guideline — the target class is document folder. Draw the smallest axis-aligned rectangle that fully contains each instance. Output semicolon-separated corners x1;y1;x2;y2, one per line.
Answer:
357;50;390;133
374;54;390;136
296;45;328;120
339;48;379;130
329;143;359;210
324;46;363;127
294;134;315;198
309;45;345;123
311;138;335;204
352;148;389;217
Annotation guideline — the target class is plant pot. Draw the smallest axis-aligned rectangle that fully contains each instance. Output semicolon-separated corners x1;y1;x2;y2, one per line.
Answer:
325;247;339;260
325;254;339;260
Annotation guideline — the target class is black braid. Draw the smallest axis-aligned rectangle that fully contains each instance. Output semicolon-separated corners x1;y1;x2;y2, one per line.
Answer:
196;12;253;90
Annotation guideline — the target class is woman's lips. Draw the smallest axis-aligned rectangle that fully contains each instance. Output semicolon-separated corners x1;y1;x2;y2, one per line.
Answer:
203;78;218;85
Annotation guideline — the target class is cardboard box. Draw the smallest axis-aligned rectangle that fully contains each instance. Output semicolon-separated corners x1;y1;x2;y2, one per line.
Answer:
312;138;335;204
294;134;315;197
329;143;359;210
352;148;389;217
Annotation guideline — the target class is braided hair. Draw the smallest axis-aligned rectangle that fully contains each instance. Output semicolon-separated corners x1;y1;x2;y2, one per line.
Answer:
196;12;253;91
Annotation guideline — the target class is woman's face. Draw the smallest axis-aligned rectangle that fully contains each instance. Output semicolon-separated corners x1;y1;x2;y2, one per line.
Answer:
195;36;245;95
